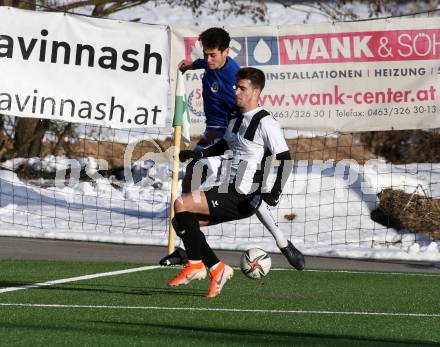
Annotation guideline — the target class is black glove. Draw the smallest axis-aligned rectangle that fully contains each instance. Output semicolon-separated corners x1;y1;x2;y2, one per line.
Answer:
261;191;281;207
179;150;201;162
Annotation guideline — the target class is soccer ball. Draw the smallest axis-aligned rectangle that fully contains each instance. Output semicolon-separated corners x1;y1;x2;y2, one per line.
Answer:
240;248;271;279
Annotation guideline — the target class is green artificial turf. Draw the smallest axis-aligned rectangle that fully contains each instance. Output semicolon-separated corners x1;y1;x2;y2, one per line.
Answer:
0;260;439;346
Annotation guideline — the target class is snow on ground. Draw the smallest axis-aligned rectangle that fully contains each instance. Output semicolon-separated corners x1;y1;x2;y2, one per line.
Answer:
0;156;439;261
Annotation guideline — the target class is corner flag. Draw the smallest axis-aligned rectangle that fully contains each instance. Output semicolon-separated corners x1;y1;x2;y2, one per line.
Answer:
173;71;191;145
168;70;191;254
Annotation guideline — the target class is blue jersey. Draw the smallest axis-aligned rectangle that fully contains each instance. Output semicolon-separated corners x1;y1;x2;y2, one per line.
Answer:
193;57;240;130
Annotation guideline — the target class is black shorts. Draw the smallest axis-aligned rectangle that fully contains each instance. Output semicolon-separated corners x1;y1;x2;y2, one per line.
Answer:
204;184;261;225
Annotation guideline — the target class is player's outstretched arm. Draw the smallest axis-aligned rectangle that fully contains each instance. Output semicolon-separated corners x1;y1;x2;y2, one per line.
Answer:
178;59;196;73
178;139;229;163
199;138;229;158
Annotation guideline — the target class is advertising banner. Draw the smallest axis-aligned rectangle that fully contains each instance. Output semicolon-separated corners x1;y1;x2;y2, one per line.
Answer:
0;7;169;128
171;19;440;133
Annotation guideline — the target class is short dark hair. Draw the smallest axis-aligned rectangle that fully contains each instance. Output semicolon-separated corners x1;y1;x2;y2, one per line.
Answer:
236;67;265;90
198;27;230;51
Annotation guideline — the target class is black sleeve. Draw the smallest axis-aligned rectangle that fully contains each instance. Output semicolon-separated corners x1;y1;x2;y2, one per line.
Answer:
272;150;292;195
200;139;229;158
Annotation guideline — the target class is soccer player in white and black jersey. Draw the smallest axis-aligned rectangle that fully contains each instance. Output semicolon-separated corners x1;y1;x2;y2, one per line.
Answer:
168;67;304;298
162;28;303;271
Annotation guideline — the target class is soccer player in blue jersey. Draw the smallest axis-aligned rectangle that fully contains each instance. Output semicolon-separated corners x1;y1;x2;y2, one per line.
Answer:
161;29;305;274
178;27;239;193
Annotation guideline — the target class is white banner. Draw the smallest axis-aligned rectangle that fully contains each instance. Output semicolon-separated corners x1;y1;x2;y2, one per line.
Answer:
0;7;169;128
171;19;440;133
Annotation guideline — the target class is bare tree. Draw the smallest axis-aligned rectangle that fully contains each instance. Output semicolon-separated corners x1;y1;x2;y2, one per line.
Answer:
46;0;267;22
273;0;440;21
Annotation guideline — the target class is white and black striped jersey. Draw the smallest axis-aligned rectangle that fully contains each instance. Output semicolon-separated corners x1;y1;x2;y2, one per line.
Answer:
222;106;289;194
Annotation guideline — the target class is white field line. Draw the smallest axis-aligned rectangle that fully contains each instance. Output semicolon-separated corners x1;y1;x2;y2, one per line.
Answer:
0;265;160;294
1;264;439;295
0;303;439;318
270;268;440;277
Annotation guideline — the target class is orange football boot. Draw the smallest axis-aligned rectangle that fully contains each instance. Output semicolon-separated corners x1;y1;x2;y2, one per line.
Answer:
168;261;207;287
207;262;234;298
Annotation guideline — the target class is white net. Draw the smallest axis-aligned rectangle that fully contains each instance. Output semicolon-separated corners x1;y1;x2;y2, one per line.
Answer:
1;117;438;261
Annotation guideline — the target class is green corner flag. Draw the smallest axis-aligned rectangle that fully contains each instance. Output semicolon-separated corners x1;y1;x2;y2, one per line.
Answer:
173;71;191;145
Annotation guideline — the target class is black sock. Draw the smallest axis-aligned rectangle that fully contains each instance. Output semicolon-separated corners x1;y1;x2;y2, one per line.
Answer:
200;233;219;268
174;212;203;261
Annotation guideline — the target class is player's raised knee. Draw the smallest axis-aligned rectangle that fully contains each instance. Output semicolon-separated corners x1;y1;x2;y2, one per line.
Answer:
174;196;186;213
